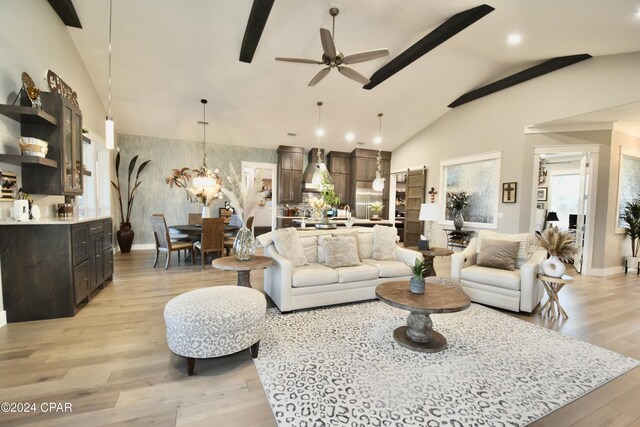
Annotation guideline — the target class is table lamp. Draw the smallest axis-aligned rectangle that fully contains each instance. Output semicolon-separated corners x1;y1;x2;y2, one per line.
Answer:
419;203;440;250
545;211;559;229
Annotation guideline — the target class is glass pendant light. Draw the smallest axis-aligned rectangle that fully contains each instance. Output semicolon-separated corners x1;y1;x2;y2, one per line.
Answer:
312;101;325;187
192;99;217;190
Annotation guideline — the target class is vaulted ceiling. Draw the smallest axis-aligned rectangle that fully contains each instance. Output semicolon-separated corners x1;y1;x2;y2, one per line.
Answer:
67;0;640;152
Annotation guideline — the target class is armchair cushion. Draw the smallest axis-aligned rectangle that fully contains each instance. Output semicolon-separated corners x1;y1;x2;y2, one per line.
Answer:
477;239;520;271
372;225;398;260
461;265;521;291
273;228;308;267
321;236;361;268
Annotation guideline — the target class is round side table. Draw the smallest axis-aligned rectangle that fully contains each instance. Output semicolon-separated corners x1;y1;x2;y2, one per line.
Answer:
537;273;573;320
406;247;454;277
211;256;274;288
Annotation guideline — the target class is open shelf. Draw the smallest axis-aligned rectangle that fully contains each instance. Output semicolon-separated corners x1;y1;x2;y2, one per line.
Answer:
0;104;58;126
0;154;58;168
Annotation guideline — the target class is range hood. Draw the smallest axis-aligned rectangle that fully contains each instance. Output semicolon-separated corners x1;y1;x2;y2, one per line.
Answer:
302;148;333;193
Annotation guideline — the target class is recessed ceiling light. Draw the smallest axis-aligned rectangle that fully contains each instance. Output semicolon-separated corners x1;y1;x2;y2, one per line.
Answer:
373;136;382;144
507;33;522;45
345;132;354;141
315;128;325;137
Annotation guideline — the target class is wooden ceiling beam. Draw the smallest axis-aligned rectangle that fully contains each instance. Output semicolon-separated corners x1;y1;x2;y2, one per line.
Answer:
363;4;494;90
47;0;82;29
239;0;275;63
447;54;592;108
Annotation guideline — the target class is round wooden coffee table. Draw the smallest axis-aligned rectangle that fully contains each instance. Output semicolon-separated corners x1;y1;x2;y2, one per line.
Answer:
376;281;470;353
211;256;273;288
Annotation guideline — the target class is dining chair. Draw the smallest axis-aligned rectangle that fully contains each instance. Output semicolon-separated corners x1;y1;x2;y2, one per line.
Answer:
188;213;202;225
194;217;225;268
219;208;232;224
151;214;195;270
224;216;253;256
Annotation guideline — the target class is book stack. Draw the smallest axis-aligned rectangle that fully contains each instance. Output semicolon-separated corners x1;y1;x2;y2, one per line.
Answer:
1;171;17;200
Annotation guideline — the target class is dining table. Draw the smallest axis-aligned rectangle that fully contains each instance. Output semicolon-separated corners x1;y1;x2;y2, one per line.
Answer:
169;223;239;239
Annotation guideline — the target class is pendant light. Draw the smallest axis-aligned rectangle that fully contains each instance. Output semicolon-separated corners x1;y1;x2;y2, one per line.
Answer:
105;0;114;150
372;113;385;191
315;101;325;137
312;101;325;187
192;99;217;190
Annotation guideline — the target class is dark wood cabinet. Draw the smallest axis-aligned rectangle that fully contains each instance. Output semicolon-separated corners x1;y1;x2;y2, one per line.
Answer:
0;217;113;323
19;92;83;196
349;149;392;218
327;151;351;206
277;145;304;203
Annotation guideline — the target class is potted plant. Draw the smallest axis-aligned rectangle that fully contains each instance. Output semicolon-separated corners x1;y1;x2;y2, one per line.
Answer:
537;225;579;277
620;197;640;272
408;258;426;294
446;190;469;230
319;178;340;224
111;152;150;253
370;201;383;220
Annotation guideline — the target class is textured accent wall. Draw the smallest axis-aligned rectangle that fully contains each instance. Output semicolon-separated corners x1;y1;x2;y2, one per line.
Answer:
117;134;276;245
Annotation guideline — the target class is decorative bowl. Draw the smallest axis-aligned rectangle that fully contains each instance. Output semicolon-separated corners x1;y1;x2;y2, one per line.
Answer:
18;137;48;158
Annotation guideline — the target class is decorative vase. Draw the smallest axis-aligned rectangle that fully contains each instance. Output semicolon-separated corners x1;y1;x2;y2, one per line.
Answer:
311;208;323;221
453;211;464;231
233;223;256;261
409;276;425;294
541;255;565;277
202;204;211;218
117;222;134;254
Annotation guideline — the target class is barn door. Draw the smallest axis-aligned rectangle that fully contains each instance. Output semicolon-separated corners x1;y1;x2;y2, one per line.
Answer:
404;167;427;247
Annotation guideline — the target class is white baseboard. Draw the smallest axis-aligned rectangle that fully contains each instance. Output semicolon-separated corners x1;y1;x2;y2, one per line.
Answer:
586;266;625;277
0;311;6;328
130;243;156;251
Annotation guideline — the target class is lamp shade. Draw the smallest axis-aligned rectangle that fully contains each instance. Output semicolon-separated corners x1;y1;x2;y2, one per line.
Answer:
545;211;559;222
419;203;440;221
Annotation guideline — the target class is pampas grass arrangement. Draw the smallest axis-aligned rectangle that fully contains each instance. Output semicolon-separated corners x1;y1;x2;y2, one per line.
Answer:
221;165;268;223
537;226;579;261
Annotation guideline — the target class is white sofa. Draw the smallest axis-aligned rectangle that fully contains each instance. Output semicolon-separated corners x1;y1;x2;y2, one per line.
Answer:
450;231;547;313
257;227;422;312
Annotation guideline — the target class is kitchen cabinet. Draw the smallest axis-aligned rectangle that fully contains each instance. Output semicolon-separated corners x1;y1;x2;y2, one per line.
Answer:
277;145;304;203
0;217;113;323
350;149;391;218
327;151;351;206
4;91;83;196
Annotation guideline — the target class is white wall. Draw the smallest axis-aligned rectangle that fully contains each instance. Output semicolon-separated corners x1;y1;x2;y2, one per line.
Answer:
392;52;640;263
0;1;108;325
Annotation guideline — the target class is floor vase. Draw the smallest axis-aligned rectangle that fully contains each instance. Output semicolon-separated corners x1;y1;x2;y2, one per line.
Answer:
117;222;134;254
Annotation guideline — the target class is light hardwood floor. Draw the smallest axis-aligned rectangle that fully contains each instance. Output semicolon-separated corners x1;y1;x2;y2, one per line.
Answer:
0;250;638;426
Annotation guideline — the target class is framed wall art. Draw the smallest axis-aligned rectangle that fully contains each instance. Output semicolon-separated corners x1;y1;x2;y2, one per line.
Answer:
502;182;517;203
537;187;548;201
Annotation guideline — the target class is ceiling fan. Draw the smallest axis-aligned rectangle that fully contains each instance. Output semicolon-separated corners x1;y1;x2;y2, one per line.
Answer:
275;8;389;86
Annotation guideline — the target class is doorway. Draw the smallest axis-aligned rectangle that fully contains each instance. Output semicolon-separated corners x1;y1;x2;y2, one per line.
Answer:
241;161;277;234
531;145;599;274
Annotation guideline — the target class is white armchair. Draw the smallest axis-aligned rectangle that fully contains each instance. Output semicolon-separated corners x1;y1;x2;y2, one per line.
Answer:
451;234;546;313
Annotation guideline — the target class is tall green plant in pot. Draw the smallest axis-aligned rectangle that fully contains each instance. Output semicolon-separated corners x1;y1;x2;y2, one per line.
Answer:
621;197;640;270
111;152;151;253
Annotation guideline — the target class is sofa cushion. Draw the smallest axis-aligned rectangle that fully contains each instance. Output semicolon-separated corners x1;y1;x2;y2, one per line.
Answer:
292;263;340;288
477;239;519;271
299;235;318;264
337;264;379;284
363;259;412;278
372;225;398;260
321;236;361;268
359;232;374;260
272;228;308;267
477;230;534;269
460;265;521;291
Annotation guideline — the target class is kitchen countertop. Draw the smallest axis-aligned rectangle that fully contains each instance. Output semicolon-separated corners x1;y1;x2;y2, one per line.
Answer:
0;215;112;225
292;218;399;226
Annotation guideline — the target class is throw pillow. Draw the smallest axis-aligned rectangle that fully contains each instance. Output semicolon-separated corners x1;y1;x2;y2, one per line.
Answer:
332;231;361;260
476;239;520;271
477;230;534;268
321;236;361;268
299;235;318;264
272;228;308;267
372;225;398;260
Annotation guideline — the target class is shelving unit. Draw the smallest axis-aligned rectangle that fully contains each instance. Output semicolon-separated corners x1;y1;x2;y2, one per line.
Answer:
0;104;57;126
0;154;58;168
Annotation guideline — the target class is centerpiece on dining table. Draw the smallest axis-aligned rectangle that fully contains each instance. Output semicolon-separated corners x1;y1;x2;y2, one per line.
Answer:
221;166;269;261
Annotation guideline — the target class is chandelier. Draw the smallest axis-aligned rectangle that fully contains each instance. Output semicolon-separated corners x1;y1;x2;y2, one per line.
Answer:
372;113;385;191
191;99;222;199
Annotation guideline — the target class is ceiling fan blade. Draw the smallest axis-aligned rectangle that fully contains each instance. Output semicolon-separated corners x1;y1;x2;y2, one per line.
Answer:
338;66;370;85
320;28;336;59
308;67;331;86
342;49;390;65
275;57;323;64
